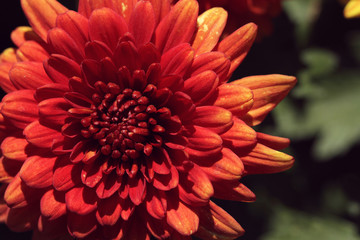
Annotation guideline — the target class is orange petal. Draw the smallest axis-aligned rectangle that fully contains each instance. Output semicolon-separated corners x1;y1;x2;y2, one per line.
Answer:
166;200;199;236
242;143;294;174
192;106;233;134
186;126;223;154
201;147;244;182
192;7;227;55
0;62;17;93
234;74;297;126
214;83;254;117
220;117;257;151
19;155;56;188
1;89;38;129
9;61;53;90
21;0;68;41
53;157;81;191
1;137;29;162
129;1;156;47
155;0;199;53
10;26;42;47
344;1;360;18
161;43;194;77
212;181;256;202
65;187;97;215
23;120;63;148
183;70;219;105
40;189;66;221
217;22;257;77
16;40;49;62
196;200;244;239
0;48;17;63
257;132;290;150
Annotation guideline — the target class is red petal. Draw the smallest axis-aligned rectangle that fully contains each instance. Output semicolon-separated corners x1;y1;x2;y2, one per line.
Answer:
166;199;199;236
21;0;68;40
38;97;71;128
257;132;290;150
1;137;29;162
145;186;167;220
67;211;97;238
214;83;254;117
6;205;40;232
212;181;256;202
129;1;156;47
24;120;63;148
242;143;295;174
113;41;141;73
148;0;171;25
9;62;52;90
16;40;49;62
0;62;17;93
34;83;68;102
155;0;198;53
81;161;103;188
120;197;135;220
152;165;179;191
217;22;257;77
56;10;89;50
179;164;214;206
44;54;81;85
65;187;97;215
47;27;84;63
183;70;218;105
1;90;38;129
53;156;82;191
89;8;128;50
128;175;147;205
161;43;194;77
234;74;297;126
192;8;227;55
19;155;56;188
84;40;113;61
220;117;257;152
96;193;122;226
147;148;171;175
40;189;66;221
196;200;244;239
189;51;230;84
201;148;244;181
0;157;15;183
96;172;122;199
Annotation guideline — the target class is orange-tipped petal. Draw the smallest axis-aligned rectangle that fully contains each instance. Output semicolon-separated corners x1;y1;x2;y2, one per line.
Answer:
201;148;244;182
40;189;66;221
129;1;156;47
257;132;290;150
155;0;199;53
9;62;52;90
242;143;294;175
234;74;297;126
217;22;257;77
166;200;199;236
214;83;254;117
0;48;17;63
1;137;29;162
196;200;244;240
186;126;223;153
19;155;56;188
21;0;68;41
212;181;256;202
16;41;49;62
192;106;233;134
192;7;227;55
10;26;42;47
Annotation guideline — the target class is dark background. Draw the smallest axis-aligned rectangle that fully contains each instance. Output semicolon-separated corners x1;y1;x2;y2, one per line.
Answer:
1;0;360;239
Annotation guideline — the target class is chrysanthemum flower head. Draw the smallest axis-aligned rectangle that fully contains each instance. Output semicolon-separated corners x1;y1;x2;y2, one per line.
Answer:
0;0;296;239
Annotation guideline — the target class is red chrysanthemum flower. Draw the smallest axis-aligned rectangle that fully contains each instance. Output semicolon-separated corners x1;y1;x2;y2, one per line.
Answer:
187;0;284;38
0;0;296;239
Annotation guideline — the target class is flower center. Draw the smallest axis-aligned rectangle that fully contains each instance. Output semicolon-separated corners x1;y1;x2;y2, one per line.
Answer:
79;81;167;162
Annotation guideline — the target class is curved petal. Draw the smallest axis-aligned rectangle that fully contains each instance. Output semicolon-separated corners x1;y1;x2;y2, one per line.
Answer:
161;43;194;77
21;0;68;41
0;62;17;93
233;74;297;126
10;26;42;47
155;0;199;53
212;181;256;202
257;132;290;150
192;7;227;55
44;54;81;85
0;48;17;63
38;97;71;128
67;211;97;238
16;40;49;62
23;120;63;148
192;106;233;135
40;189;66;221
1;137;29;162
65;187;97;215
96;193;122;226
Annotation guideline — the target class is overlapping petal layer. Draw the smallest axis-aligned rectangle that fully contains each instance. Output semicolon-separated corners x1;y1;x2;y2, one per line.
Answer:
0;0;296;239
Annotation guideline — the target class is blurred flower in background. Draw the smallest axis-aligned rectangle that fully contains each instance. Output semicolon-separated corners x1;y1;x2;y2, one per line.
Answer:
344;0;360;18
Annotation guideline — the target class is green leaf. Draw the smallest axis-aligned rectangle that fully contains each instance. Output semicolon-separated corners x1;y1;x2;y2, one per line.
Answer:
301;48;339;78
261;205;360;240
